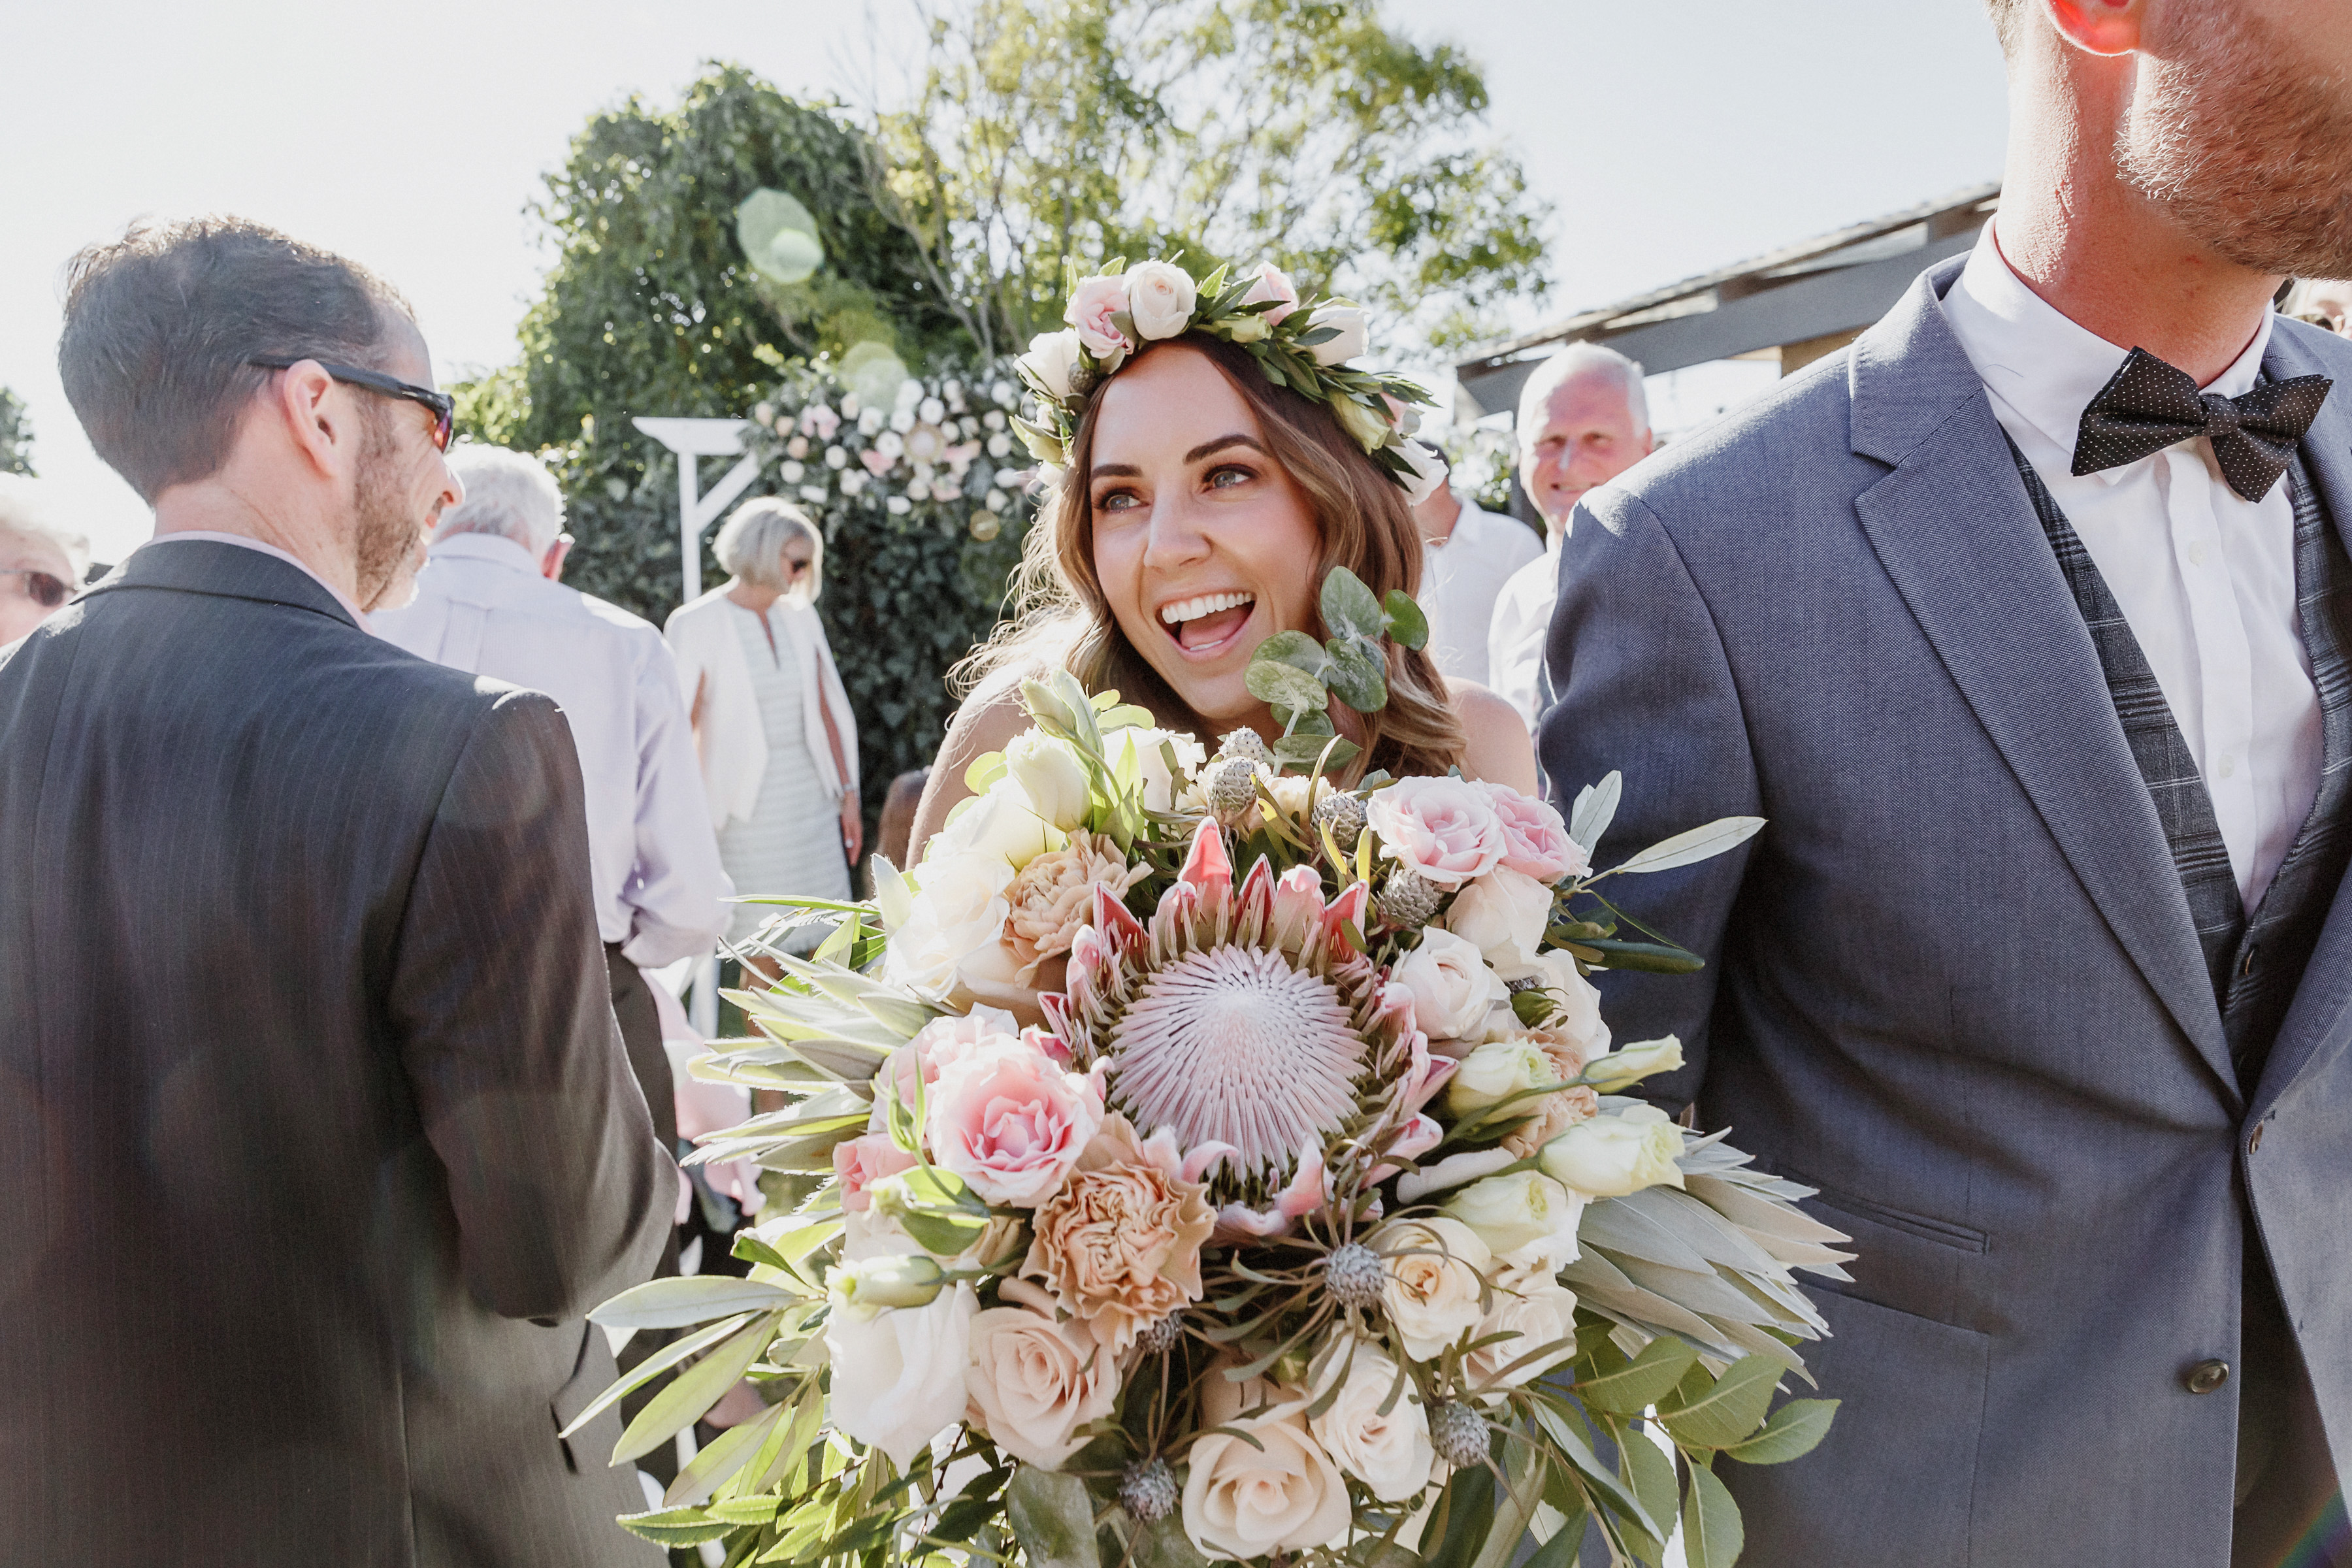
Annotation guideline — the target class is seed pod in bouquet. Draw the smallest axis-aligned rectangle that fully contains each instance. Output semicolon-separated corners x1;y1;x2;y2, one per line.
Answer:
1206;756;1264;819
1428;1401;1492;1469
1122;1457;1179;1522
1322;1241;1388;1309
1216;728;1275;768
1377;866;1443;930
1312;790;1367;850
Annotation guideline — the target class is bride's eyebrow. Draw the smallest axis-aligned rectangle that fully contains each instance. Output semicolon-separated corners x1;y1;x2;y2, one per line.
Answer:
1090;434;1263;482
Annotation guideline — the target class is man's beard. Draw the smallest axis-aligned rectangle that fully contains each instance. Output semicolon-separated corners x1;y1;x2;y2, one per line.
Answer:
2117;3;2352;278
351;413;425;612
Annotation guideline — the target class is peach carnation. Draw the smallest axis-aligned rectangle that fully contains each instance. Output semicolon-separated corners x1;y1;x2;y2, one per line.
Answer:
1004;832;1151;985
1022;1113;1215;1353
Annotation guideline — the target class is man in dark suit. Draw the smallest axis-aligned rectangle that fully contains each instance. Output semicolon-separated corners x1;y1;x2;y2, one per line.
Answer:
0;218;674;1563
1545;2;2351;1563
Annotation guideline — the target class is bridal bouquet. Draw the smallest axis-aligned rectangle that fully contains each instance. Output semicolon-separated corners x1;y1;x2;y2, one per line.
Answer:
577;574;1851;1568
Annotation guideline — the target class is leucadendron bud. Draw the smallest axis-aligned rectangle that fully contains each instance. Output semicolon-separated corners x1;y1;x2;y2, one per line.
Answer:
1580;1036;1684;1094
1537;1105;1685;1199
828;1252;949;1320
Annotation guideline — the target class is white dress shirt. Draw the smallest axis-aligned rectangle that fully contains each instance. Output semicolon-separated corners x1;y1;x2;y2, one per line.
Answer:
1418;494;1543;687
139;531;374;629
374;532;730;967
1488;533;1561;730
1940;223;2321;910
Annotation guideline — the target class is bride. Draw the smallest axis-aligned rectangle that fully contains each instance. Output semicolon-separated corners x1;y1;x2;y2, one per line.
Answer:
909;261;1535;858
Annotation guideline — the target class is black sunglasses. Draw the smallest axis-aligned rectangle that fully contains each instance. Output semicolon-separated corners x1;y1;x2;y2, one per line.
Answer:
248;356;455;451
2;568;69;608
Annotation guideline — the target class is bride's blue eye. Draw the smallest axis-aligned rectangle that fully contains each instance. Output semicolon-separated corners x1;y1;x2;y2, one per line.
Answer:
1094;487;1141;514
1206;465;1253;489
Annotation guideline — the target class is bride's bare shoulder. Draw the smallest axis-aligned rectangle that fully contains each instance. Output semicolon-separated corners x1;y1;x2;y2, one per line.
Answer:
1448;679;1538;793
909;686;1033;861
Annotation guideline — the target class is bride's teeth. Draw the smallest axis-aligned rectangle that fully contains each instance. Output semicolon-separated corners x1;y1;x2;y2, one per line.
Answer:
1159;591;1255;626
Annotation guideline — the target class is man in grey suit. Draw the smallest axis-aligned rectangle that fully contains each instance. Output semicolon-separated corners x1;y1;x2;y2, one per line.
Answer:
0;218;673;1563
1545;3;2351;1563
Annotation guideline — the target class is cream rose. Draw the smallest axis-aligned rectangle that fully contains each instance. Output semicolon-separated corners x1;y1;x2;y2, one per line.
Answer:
1022;330;1082;400
1463;1272;1580;1396
1023;1114;1215;1352
1445;866;1554;973
1306;1337;1435;1501
1002;832;1151;986
1539;1105;1686;1198
1305;302;1369;365
1391;927;1509;1043
1003;731;1092;832
825;1281;979;1468
1374;1216;1492;1361
1124;259;1199;340
964;1288;1119;1468
1182;1408;1351;1559
881;849;1014;998
937;778;1066;871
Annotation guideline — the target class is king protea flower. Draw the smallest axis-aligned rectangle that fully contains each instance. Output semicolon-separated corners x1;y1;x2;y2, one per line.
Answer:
1042;823;1426;1202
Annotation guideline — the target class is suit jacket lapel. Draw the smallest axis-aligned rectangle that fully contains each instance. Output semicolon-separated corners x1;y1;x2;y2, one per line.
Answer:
2252;325;2352;1113
84;538;362;632
1849;261;2236;1094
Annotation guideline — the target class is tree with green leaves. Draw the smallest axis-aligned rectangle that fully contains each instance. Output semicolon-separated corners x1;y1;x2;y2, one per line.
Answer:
0;387;32;476
870;0;1553;356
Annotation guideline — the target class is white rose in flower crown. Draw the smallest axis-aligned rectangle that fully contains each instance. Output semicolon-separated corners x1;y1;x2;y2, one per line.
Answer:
1331;395;1392;453
1023;330;1083;401
1445;866;1554;973
1374;1215;1491;1361
824;1281;979;1468
1445;1034;1557;1118
1397;439;1450;508
1305;302;1369;365
1539;1104;1686;1198
1306;1337;1435;1501
1391;927;1509;1043
1002;730;1092;833
1441;1169;1585;1262
1102;726;1205;812
1124;259;1199;340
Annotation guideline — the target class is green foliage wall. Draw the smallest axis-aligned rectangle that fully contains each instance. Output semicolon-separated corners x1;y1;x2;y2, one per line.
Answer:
0;387;32;476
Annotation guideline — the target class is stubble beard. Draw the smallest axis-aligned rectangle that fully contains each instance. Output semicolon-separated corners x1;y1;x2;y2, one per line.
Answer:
2116;3;2352;278
350;410;424;612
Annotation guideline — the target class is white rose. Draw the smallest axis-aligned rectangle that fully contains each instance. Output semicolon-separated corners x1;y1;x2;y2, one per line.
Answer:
824;1282;979;1468
779;459;806;484
1306;1337;1435;1501
1125;259;1200;341
858;405;885;435
1531;950;1610;1063
1397;439;1449;508
1445;866;1554;972
1183;1410;1351;1558
1306;303;1369;365
1539;1105;1686;1199
1463;1274;1580;1397
825;444;848;470
1101;727;1205;813
1022;330;1083;401
1390;928;1509;1043
938;777;1067;870
1374;1216;1490;1361
1002;730;1092;832
883;848;1014;996
919;396;947;424
987;432;1013;459
965;1299;1119;1469
1582;1036;1686;1094
1445;1036;1557;1120
886;495;913;516
1441;1170;1584;1262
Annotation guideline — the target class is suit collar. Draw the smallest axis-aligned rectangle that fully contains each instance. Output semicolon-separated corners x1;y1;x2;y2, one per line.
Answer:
1849;254;2240;1098
88;537;365;633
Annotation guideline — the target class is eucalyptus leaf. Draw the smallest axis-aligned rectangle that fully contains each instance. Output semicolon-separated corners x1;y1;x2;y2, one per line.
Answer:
1252;629;1328;676
1614;817;1766;876
589;1277;796;1331
1382;588;1429;651
1273;732;1361;771
1567;772;1622;855
1128;1511;1212;1568
1678;1463;1744;1568
1005;1467;1100;1568
1246;659;1329;714
1323;637;1390;713
1320;566;1388;640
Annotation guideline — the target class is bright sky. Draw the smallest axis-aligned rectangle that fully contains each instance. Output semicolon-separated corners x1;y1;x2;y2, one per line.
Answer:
0;1;2009;564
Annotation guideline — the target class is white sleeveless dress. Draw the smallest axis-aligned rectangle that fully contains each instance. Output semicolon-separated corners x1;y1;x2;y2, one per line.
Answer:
716;602;851;943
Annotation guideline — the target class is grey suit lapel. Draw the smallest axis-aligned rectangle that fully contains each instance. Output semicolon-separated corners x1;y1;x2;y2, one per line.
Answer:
2252;323;2352;1115
1848;259;2235;1093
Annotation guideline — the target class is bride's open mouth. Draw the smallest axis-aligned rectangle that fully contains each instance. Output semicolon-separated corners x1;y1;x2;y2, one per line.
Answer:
1158;590;1258;657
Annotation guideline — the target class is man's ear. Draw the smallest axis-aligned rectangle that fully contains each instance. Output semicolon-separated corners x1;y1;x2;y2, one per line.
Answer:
2044;0;2143;57
541;535;572;582
268;360;355;481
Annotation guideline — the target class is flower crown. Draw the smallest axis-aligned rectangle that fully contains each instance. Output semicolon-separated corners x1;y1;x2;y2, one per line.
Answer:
1012;258;1448;504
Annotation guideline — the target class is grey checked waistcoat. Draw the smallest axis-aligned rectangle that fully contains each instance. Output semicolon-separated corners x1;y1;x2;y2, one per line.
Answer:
2009;442;2352;1086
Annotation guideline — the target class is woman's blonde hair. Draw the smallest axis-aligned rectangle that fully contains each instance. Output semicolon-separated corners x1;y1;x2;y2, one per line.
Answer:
715;497;824;602
960;335;1464;777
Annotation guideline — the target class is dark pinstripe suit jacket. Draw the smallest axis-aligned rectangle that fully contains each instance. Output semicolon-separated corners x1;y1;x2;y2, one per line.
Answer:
0;540;672;1565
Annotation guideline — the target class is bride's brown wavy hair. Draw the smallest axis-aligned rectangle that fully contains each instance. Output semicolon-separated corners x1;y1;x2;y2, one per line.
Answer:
958;334;1465;777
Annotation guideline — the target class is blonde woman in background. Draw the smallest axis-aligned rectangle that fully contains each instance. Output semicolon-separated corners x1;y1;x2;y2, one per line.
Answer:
666;498;860;955
0;474;90;647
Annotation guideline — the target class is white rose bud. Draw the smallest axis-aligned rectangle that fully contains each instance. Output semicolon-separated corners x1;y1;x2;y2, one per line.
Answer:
827;1252;948;1320
1331;395;1392;453
1003;730;1092;832
1441;1169;1585;1260
1306;304;1369;365
1124;259;1200;340
1445;1036;1556;1118
1539;1105;1686;1198
1581;1036;1685;1094
1022;329;1083;401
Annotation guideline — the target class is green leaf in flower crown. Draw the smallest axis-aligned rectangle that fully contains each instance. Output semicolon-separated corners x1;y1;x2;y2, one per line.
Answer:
1247;659;1329;716
1382;589;1429;651
1720;1398;1840;1465
1323;636;1390;713
1320;566;1388;642
1678;1462;1744;1568
1005;1467;1102;1568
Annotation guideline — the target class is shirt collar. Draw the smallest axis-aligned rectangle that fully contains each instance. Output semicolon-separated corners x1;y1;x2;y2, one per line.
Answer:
428;532;543;575
139;530;372;629
1941;220;2276;486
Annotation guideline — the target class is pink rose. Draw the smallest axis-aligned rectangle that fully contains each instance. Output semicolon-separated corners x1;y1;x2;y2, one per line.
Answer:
801;404;841;440
859;447;893;476
1478;783;1587;883
833;1133;919;1212
874;1005;1024;1130
1241;263;1300;326
928;1036;1105;1206
1366;776;1507;888
1064;273;1134;367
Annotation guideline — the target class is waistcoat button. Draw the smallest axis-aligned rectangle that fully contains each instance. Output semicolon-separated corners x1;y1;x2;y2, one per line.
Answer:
2185;1358;2231;1395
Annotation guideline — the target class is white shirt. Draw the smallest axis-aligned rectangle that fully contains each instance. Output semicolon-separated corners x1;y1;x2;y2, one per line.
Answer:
1417;494;1543;687
139;531;374;629
1488;533;1562;730
374;533;730;967
1940;223;2321;910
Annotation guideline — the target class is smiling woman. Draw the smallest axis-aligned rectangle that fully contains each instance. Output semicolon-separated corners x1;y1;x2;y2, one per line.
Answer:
909;329;1535;861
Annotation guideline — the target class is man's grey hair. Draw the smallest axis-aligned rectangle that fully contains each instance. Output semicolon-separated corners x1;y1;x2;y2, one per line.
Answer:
1519;341;1650;439
432;445;565;553
714;496;825;602
0;474;91;583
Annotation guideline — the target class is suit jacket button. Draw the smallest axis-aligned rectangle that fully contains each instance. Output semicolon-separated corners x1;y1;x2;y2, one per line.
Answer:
2184;1358;2230;1395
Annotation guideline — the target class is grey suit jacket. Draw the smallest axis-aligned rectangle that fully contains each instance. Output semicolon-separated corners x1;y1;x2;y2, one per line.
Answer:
0;541;672;1565
1542;259;2352;1565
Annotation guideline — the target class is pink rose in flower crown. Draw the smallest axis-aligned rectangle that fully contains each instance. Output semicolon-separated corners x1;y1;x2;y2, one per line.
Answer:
1367;776;1508;887
1064;274;1134;368
928;1035;1105;1206
833;1132;919;1212
1478;782;1588;883
1241;263;1301;326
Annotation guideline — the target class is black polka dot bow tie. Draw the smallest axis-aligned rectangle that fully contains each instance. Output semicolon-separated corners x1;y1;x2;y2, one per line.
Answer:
2072;346;2332;502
